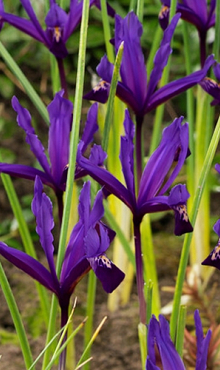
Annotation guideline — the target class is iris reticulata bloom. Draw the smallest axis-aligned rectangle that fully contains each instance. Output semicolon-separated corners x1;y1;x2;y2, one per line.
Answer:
84;11;215;126
146;310;211;370
159;0;216;66
0;0;112;59
77;110;193;236
0;178;125;310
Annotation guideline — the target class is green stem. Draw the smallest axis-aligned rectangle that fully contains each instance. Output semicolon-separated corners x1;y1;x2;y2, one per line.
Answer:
175;305;187;356
141;215;160;317
100;0;114;63
83;271;97;370
0;262;34;369
129;0;137;12
138;323;147;370
42;296;59;369
169;0;177;19
182;21;195;216
146;25;162;78
102;42;124;153
170;112;220;340
145;280;153;325
193;88;210;272
136;0;144;23
57;0;90;275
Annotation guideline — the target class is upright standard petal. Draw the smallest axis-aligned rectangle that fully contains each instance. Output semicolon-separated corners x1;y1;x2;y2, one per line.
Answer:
114;12;147;110
194;310;212;370
138;117;189;205
48;91;73;187
45;2;69;58
146;312;211;370
32;177;59;287
11;96;52;178
147;315;185;370
119;109;135;197
80;103;99;153
146;13;180;100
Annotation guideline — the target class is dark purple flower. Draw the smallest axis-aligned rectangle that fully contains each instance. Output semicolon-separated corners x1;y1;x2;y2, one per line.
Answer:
199;62;220;105
202;218;220;270
0;92;99;221
159;0;216;32
77;109;193;236
0;0;114;59
159;0;216;66
146;310;211;370
0;92;98;194
0;177;125;309
84;11;214;124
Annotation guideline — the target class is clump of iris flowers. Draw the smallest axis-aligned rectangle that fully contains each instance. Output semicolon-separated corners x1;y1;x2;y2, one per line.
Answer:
77;109;193;323
0;0;114;95
0;177;125;369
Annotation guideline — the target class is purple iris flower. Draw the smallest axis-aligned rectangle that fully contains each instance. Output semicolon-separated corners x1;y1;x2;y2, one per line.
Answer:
0;177;125;309
146;310;211;370
0;92;99;221
202;218;220;270
77;109;193;236
0;0;114;59
159;0;216;66
199;62;220;105
84;11;215;126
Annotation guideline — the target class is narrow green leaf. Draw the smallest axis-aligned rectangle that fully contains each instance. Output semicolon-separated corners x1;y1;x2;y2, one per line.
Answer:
0;262;34;369
0;42;49;125
102;42;124;153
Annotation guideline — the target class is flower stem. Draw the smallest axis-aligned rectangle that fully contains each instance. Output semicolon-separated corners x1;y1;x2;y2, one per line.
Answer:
199;32;207;67
56;190;64;227
57;57;68;99
133;219;146;324
135;115;144;190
